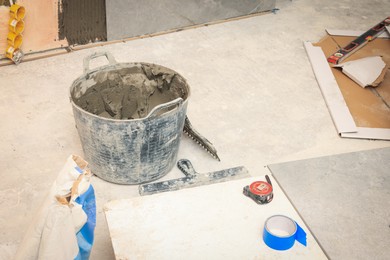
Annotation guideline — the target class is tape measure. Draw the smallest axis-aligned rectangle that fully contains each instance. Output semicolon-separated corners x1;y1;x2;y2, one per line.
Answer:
243;175;273;204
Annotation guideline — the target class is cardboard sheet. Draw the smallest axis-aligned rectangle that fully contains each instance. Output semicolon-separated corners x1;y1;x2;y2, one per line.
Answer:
325;29;390;38
304;30;390;140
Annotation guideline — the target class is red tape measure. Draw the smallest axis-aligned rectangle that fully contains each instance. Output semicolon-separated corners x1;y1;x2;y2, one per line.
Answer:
243;175;273;204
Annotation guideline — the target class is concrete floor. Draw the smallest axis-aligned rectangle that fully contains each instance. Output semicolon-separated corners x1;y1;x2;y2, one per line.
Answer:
1;0;389;259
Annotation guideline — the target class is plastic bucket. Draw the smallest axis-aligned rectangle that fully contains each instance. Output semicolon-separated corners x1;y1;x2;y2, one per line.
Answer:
70;52;190;184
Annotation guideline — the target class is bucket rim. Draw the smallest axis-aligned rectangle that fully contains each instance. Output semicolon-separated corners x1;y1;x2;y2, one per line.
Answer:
69;61;191;122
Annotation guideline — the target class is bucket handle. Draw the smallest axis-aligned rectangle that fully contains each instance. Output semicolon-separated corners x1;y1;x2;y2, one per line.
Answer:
83;51;117;74
146;98;183;119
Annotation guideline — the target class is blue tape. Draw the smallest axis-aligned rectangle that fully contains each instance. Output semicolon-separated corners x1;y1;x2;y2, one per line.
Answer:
263;215;307;251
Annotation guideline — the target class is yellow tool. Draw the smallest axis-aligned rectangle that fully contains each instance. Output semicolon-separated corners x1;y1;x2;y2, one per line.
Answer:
7;31;23;48
6;3;25;64
9;4;25;20
5;46;24;64
5;45;17;60
8;18;24;34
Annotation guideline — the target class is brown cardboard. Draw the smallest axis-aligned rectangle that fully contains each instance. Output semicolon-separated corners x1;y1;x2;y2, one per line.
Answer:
305;31;390;140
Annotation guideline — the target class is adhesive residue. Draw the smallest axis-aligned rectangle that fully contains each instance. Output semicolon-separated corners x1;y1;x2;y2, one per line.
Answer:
58;0;107;45
72;63;189;119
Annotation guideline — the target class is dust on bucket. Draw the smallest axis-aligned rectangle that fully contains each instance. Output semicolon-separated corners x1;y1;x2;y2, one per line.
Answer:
70;52;190;184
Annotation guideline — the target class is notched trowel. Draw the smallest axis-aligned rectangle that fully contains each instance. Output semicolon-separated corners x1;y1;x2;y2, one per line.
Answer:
184;116;220;161
139;159;250;196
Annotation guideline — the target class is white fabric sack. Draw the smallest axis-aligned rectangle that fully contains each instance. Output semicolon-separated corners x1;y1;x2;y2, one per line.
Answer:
14;155;90;260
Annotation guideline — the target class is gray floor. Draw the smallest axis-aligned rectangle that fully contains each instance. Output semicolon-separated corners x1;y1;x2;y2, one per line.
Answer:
1;0;389;259
106;0;275;40
269;147;390;260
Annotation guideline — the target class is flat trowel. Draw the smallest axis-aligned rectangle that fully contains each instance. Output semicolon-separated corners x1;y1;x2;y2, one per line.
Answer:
139;159;250;196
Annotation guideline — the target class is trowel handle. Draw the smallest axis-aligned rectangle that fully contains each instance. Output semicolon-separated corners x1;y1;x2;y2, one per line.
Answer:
146;98;183;119
83;51;117;74
177;159;197;177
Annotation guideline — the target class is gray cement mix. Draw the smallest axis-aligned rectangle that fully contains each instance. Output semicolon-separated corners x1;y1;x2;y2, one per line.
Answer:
72;64;188;119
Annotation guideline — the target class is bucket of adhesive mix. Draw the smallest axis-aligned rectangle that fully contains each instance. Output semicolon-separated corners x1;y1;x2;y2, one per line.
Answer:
70;52;190;184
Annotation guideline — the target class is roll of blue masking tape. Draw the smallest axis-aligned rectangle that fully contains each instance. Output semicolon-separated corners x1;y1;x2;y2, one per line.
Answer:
263;215;307;250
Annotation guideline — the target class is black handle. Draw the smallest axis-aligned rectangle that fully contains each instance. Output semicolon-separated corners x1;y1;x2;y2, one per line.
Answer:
177;159;197;177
